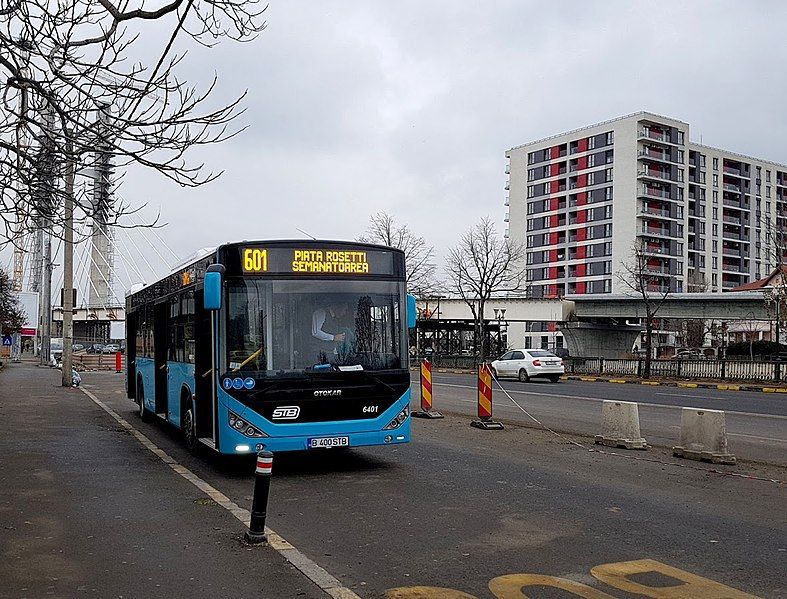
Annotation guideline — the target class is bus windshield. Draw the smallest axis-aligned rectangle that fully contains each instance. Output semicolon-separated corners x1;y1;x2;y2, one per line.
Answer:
227;278;405;375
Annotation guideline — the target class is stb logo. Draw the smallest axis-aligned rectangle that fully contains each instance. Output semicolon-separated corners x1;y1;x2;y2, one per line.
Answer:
272;406;300;420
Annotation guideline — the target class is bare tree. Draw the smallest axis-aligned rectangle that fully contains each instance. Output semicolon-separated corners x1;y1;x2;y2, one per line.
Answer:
358;211;438;297
617;241;673;378
1;0;267;245
445;217;527;362
2;1;266;384
0;268;26;334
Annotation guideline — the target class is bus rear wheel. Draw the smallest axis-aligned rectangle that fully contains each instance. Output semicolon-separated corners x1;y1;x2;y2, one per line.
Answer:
182;404;198;453
137;380;152;422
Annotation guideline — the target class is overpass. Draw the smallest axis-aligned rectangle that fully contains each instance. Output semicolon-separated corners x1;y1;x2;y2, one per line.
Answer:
568;292;770;320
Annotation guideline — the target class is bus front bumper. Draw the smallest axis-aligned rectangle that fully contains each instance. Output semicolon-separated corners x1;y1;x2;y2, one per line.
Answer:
228;423;411;453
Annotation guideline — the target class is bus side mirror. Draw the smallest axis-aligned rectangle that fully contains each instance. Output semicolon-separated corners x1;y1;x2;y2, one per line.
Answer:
406;294;417;329
204;264;225;311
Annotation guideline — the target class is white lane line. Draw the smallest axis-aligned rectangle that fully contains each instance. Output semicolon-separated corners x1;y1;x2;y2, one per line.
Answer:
428;381;787;421
79;386;361;599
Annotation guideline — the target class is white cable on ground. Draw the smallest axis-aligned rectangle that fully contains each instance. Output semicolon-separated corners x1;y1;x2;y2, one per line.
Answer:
489;371;784;485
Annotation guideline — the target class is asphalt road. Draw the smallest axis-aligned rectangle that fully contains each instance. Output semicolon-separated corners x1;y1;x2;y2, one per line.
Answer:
415;372;787;466
80;371;786;599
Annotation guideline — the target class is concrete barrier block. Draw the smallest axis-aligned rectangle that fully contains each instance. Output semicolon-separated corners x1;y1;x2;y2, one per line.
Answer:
673;408;736;465
594;400;647;450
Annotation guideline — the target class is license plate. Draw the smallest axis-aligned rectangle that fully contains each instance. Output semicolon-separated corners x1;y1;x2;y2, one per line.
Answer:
308;436;349;449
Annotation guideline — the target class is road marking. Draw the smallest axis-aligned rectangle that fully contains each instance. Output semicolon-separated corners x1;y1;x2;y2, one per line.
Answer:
386;558;761;598
79;386;361;599
428;381;787;421
678;382;698;388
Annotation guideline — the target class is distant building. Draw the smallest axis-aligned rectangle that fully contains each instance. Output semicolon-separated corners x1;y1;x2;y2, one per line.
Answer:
505;111;787;301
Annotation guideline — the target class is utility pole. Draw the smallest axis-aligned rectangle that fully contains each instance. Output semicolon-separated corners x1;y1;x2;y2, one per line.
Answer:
37;105;56;366
61;132;75;387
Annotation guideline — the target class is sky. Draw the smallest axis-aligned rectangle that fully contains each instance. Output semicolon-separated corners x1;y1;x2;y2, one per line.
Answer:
6;0;787;300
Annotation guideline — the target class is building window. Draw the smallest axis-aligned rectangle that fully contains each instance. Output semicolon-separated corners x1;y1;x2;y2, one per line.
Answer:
603;279;611;293
604;223;612;237
766;170;771;182
605;187;613;200
604;242;612;255
677;131;684;145
587;154;596;167
713;174;718;187
677;149;684;163
606;131;614;145
588;172;595;185
605;150;614;164
767;186;771;198
587;136;595;150
605;204;612;219
713;157;719;170
606;168;613;181
699;171;705;184
713;190;718;203
757;183;762;196
700;154;706;168
712;223;718;236
712;207;718;219
528;168;535;181
528;185;535;198
677;168;684;182
712;241;717;252
712;273;718;287
713;257;718;269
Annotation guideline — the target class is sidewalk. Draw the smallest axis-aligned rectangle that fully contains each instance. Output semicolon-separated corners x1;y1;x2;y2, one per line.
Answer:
0;362;326;599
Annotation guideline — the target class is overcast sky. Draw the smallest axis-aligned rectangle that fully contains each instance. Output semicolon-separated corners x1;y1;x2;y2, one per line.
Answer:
8;0;787;298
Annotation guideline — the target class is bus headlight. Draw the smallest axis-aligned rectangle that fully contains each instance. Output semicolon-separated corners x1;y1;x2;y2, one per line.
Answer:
228;410;268;438
384;407;409;430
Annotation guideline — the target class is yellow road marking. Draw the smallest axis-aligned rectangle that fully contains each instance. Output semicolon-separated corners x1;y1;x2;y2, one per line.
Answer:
386;559;762;599
677;383;698;388
716;384;740;391
641;381;659;386
580;377;597;381
608;379;627;384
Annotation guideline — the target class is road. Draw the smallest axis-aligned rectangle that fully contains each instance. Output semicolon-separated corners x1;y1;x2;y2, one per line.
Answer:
77;371;786;599
414;372;787;465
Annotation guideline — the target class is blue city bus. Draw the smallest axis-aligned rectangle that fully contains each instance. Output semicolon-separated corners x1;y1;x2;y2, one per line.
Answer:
125;240;416;454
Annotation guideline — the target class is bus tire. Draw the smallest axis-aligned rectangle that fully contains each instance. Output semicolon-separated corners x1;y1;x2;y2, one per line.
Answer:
182;394;198;453
137;378;152;422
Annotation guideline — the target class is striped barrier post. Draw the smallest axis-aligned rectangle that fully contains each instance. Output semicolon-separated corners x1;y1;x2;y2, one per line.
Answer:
244;451;273;545
471;363;503;430
412;358;443;419
115;351;122;373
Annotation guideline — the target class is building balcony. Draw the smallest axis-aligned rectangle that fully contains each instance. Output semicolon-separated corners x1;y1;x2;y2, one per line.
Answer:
505;181;510;190
505;164;510;174
637;148;674;164
723;183;742;193
722;230;744;241
722;263;746;274
504;213;509;222
723;197;746;209
638;129;671;144
722;245;745;258
639;186;674;200
637;167;674;183
641;227;677;240
504;197;509;206
723;166;744;178
722;215;742;225
645;264;671;274
642;245;673;257
638;205;673;218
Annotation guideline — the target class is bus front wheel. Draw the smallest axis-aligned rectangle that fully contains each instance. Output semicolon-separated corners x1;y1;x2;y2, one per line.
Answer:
182;403;198;453
137;380;152;422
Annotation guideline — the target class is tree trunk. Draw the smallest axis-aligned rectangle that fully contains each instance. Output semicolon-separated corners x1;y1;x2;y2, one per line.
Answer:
478;300;486;363
643;321;653;379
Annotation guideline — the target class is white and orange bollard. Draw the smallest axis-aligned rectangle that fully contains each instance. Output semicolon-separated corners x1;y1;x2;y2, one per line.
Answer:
244;451;273;545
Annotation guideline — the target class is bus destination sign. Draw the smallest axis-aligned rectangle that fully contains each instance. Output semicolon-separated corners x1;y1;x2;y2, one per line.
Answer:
236;246;397;277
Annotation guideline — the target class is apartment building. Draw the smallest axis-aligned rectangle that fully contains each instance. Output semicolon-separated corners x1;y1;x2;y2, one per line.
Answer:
505;111;787;300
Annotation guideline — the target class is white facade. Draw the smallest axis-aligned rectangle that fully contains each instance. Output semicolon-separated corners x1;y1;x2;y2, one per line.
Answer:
505;111;787;300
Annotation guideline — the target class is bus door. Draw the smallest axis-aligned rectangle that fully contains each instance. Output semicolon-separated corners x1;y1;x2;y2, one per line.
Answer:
126;311;137;400
193;289;215;443
153;301;169;416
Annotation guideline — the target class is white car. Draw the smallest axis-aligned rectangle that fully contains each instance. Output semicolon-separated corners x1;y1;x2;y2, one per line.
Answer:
490;349;564;383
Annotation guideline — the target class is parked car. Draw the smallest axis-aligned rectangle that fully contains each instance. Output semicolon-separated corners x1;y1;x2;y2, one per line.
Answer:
102;343;120;354
86;343;105;354
672;349;703;360
72;343;85;352
491;349;564;383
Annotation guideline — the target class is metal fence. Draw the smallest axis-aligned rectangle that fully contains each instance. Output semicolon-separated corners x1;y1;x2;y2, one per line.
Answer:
564;357;787;382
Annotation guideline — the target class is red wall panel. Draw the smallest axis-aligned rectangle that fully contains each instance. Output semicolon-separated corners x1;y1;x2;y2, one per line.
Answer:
578;138;588;152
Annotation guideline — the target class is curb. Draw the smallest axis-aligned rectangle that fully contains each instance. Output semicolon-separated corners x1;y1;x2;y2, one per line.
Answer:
561;375;787;394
